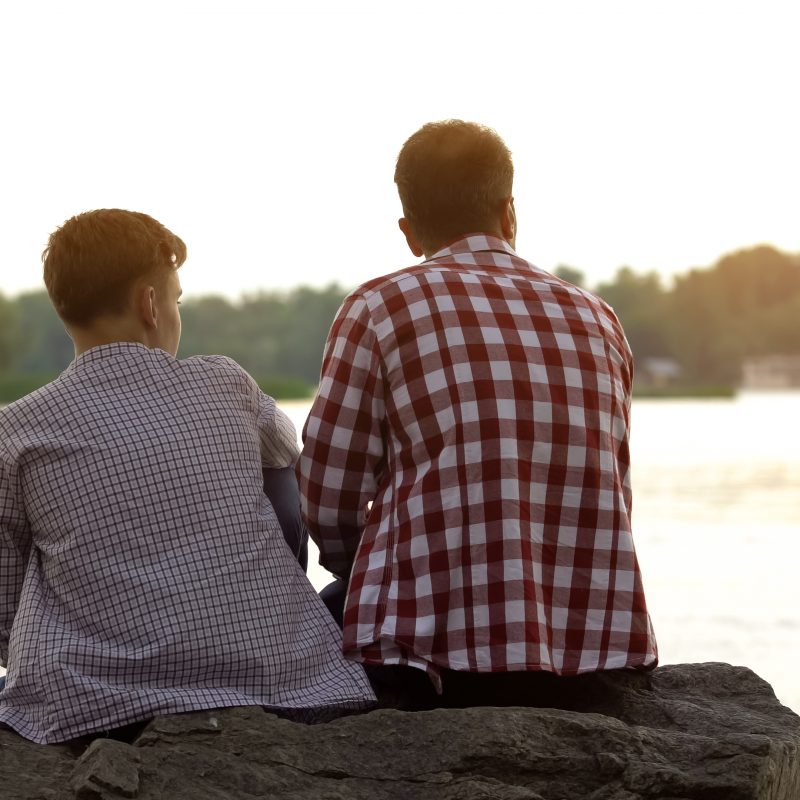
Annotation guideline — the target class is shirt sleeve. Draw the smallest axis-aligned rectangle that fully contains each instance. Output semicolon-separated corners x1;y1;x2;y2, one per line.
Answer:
610;308;634;513
0;448;30;668
298;293;386;578
201;355;300;469
257;394;300;469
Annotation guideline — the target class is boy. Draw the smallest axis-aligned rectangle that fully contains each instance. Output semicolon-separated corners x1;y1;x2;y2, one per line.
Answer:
0;209;374;743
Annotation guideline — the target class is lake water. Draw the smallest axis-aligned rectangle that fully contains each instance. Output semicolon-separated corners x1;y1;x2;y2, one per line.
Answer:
2;391;798;713
282;391;800;713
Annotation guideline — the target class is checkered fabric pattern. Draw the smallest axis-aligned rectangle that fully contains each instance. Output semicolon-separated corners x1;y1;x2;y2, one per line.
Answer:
299;234;657;685
0;343;374;744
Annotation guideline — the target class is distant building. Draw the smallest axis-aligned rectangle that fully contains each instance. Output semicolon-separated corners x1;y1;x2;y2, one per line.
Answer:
741;355;800;389
637;357;682;388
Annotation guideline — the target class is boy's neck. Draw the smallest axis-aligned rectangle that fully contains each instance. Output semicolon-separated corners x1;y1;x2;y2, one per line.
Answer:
68;316;152;358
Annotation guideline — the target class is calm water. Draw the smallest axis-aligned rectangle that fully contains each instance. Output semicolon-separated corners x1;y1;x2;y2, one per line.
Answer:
2;392;798;712
283;391;800;713
624;391;800;713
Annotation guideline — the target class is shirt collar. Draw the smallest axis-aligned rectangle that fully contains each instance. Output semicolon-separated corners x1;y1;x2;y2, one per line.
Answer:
429;233;518;261
66;341;160;372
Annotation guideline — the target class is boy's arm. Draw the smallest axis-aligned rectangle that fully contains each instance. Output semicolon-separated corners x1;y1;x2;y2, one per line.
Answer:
0;450;30;668
202;356;300;469
263;466;309;570
253;385;307;566
257;396;300;469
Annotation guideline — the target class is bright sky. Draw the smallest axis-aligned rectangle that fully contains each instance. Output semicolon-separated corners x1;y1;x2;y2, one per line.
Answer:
1;0;798;299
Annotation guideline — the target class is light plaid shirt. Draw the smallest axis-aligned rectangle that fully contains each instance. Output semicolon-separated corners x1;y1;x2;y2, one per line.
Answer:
0;343;374;744
300;234;657;684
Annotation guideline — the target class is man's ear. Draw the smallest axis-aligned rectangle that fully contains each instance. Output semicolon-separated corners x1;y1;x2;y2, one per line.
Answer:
501;197;516;244
398;218;425;258
135;284;158;330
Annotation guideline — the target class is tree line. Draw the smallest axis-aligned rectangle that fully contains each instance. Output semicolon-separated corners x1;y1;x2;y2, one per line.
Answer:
563;244;800;386
1;244;799;401
0;284;346;401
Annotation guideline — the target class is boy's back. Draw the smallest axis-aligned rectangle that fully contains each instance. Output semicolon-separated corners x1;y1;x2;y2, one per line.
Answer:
0;210;374;744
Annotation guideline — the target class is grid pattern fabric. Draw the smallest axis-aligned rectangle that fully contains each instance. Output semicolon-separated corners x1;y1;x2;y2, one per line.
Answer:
299;234;658;685
0;343;374;744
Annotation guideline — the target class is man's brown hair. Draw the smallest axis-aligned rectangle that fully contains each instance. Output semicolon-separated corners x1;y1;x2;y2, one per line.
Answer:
394;120;514;253
43;209;187;326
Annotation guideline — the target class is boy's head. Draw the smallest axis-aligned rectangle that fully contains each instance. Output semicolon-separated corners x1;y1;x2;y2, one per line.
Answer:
43;209;187;355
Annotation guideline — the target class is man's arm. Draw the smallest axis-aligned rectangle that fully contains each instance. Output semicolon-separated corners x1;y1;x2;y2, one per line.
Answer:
298;293;386;579
605;303;635;513
0;450;30;668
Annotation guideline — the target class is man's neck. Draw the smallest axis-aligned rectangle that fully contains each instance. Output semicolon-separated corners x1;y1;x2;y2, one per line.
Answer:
423;229;513;259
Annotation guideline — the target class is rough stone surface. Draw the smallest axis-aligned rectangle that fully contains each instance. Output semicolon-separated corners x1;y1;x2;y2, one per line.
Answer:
70;739;141;799
0;663;798;799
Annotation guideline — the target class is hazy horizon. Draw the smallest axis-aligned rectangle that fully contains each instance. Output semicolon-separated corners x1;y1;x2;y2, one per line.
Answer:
3;238;795;303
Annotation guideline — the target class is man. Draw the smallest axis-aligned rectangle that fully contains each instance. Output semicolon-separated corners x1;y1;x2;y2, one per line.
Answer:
299;120;657;706
0;209;374;743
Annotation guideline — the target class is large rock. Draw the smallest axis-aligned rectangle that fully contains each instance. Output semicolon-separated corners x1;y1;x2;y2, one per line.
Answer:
1;663;798;799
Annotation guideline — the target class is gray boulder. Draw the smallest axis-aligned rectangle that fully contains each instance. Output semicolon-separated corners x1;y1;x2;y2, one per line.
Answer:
1;663;798;799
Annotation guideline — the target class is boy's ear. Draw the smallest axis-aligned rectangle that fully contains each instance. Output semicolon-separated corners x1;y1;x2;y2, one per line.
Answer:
135;284;158;330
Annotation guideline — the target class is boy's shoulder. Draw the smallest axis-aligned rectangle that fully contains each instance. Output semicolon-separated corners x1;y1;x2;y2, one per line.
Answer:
0;375;71;457
0;353;264;441
182;353;244;374
177;354;259;394
0;375;66;424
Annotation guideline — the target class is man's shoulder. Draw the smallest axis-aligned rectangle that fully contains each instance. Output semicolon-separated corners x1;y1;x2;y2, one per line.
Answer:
330;264;437;329
346;253;614;316
349;262;438;301
541;271;617;313
344;258;503;319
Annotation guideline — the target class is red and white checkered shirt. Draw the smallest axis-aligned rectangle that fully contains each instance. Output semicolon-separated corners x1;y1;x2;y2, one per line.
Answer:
299;234;657;684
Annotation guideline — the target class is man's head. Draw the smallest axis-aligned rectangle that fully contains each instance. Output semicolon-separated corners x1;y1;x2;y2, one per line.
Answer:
394;120;515;257
43;209;186;356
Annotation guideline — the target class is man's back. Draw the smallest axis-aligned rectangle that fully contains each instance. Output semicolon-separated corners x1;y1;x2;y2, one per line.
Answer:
300;234;657;681
0;343;374;743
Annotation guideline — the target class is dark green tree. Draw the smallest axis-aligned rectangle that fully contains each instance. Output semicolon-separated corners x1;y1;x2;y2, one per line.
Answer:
12;292;73;373
0;292;17;370
178;284;348;385
594;268;672;362
270;285;347;384
553;265;585;288
667;246;800;383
